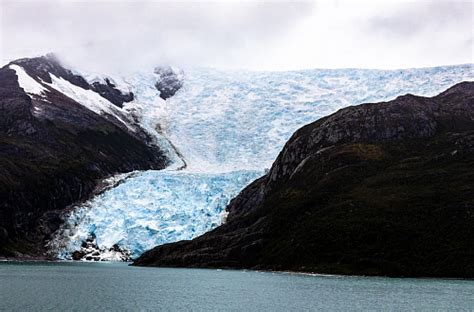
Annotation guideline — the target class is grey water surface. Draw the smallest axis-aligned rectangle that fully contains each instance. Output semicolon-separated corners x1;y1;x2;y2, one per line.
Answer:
0;261;472;311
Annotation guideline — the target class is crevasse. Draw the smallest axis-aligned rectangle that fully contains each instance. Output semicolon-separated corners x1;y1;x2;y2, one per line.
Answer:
50;65;474;260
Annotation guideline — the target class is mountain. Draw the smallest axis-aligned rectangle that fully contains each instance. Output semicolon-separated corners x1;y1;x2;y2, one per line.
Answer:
0;55;169;257
134;82;474;278
49;64;473;262
2;55;472;265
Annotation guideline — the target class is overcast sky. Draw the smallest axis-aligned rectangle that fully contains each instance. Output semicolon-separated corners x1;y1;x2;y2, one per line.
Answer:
0;0;472;73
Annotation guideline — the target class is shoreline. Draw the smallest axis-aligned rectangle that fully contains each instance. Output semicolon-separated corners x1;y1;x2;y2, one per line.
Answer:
2;258;472;281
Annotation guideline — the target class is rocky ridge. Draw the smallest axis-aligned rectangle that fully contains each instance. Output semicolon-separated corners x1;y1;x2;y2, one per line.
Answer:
0;55;169;258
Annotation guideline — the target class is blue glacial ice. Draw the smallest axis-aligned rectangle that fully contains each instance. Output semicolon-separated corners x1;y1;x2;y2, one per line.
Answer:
164;65;474;172
52;170;261;259
50;64;474;260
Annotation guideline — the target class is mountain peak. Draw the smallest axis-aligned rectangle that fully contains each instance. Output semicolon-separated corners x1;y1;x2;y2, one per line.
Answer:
8;54;135;108
9;53;90;89
154;65;184;100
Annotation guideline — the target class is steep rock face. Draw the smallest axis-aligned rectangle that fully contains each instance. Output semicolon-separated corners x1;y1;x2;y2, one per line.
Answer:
90;78;134;108
154;66;184;100
134;82;474;277
0;56;167;257
11;54;134;107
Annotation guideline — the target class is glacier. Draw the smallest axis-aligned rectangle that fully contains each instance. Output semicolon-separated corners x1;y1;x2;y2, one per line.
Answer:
49;64;474;260
51;170;261;259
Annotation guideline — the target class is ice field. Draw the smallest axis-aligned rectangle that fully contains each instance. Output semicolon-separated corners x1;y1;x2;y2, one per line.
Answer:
50;64;474;259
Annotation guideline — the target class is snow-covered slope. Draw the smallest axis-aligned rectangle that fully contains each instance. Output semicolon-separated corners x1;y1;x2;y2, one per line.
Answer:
50;64;474;260
9;61;141;134
47;74;135;130
9;64;48;97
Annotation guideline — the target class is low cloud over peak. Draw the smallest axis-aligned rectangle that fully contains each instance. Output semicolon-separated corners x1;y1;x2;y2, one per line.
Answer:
1;0;472;73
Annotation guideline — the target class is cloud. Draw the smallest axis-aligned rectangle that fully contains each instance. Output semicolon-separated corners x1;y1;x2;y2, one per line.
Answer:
0;0;472;72
367;1;472;38
0;0;314;72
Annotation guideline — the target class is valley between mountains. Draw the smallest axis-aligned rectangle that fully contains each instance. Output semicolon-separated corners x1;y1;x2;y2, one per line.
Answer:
1;55;472;277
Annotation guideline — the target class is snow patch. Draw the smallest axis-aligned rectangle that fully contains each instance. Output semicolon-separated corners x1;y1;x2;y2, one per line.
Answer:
47;74;135;131
9;64;48;98
70;68;133;95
